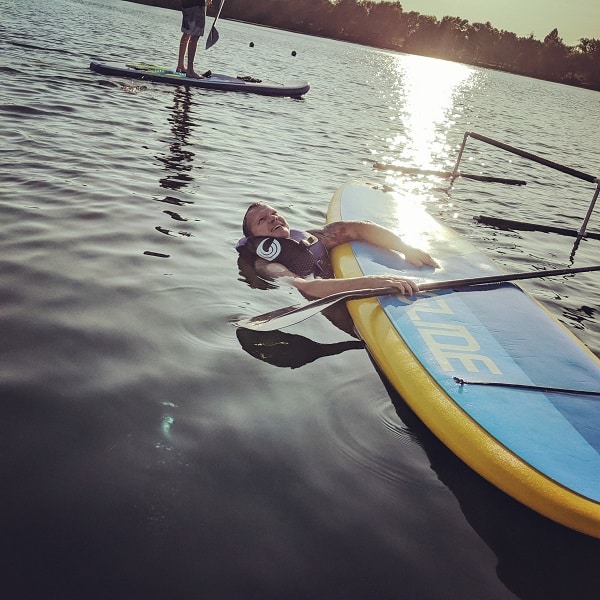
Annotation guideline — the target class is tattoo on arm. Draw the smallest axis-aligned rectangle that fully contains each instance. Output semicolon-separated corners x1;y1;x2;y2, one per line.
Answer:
309;222;352;249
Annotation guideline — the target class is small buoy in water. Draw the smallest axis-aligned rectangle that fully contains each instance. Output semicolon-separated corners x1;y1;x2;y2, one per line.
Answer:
291;50;297;56
249;42;254;47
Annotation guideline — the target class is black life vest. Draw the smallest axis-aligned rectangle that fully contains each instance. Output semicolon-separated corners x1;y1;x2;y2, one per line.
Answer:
236;229;332;278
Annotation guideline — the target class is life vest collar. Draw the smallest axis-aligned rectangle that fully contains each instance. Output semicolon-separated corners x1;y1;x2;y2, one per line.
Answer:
236;229;332;278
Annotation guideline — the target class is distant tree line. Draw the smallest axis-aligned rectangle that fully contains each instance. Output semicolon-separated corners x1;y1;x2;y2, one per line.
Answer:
135;0;600;90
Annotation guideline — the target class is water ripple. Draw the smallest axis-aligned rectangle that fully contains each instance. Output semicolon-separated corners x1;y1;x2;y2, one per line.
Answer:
325;378;433;490
2;2;599;594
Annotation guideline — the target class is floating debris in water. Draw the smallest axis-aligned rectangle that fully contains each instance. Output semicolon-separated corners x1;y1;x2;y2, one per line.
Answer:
143;251;170;258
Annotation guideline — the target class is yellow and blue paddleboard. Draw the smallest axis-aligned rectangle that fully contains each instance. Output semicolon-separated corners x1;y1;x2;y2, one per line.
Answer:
328;182;600;538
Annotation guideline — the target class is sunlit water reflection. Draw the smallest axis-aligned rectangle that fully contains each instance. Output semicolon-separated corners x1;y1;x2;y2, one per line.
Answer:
385;54;476;170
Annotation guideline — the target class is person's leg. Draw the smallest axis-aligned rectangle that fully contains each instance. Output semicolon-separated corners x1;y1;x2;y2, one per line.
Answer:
177;33;190;73
186;35;201;78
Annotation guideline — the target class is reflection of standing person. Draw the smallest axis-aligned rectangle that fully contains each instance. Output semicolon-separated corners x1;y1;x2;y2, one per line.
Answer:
177;0;210;79
158;86;194;192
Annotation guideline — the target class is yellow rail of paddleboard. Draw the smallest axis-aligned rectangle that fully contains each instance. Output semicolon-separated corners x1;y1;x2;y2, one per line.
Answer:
327;185;600;538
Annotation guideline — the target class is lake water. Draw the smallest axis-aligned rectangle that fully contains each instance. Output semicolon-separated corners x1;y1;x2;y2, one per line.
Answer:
2;0;599;598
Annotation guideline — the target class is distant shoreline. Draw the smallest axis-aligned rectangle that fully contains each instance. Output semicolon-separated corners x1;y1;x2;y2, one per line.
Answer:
129;0;600;92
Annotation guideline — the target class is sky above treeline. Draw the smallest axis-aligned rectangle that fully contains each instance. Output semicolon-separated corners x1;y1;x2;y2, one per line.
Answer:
397;0;600;46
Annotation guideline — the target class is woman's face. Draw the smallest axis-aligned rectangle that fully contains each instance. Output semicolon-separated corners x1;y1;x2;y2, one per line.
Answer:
245;204;290;238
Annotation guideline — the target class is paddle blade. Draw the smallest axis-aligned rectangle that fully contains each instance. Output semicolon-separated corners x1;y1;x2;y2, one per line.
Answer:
234;302;323;331
233;287;399;331
205;27;219;49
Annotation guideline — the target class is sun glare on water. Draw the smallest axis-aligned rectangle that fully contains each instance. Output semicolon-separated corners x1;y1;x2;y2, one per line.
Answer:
383;54;475;175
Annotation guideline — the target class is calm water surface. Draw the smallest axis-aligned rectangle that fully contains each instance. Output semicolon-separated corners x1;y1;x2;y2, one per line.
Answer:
1;0;599;598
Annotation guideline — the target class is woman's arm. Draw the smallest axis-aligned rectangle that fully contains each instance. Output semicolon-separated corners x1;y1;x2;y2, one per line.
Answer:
254;258;419;299
292;273;419;298
309;221;439;268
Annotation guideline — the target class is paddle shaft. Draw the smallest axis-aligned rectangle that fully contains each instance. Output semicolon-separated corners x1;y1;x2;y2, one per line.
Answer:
212;0;226;23
418;264;600;291
236;264;600;331
209;0;226;32
205;0;226;49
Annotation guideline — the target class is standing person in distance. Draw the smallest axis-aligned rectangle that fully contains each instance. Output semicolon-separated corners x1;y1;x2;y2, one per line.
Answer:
177;0;211;79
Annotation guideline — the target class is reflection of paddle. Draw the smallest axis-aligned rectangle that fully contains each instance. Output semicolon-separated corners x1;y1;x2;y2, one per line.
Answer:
205;0;226;49
234;264;600;331
372;163;526;186
236;328;363;368
475;215;600;241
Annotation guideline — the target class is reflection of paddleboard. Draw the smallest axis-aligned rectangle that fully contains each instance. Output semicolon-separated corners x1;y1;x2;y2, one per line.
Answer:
328;182;600;538
89;61;309;97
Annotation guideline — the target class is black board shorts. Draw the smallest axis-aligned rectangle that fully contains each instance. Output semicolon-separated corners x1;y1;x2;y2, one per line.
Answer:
181;6;205;37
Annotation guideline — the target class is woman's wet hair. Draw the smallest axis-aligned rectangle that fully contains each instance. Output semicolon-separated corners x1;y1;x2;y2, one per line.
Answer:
242;202;265;237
